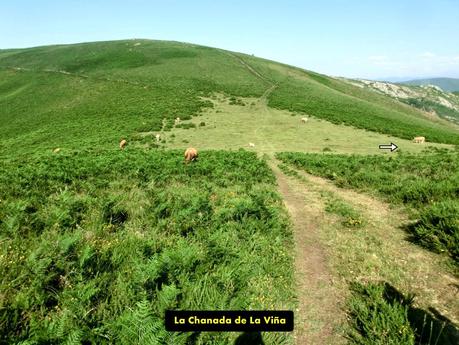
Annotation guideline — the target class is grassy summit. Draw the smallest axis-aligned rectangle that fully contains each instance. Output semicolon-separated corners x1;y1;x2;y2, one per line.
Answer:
0;39;458;158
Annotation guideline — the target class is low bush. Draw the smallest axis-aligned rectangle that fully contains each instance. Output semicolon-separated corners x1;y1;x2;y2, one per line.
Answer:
175;123;196;129
348;281;459;345
348;282;415;345
407;201;459;260
325;198;365;228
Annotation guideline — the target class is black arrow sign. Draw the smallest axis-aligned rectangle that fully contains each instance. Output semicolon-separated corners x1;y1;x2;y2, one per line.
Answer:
379;143;398;152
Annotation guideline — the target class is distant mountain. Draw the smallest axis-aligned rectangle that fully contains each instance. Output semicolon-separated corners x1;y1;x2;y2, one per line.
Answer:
399;78;459;92
341;78;459;125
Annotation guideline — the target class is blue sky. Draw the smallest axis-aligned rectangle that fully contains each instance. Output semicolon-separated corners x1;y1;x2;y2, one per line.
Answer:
1;0;458;79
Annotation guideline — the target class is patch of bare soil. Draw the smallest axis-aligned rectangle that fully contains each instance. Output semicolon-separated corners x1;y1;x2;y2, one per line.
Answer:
268;160;346;345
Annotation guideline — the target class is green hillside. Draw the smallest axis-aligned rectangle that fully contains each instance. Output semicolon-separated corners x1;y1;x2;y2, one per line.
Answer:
0;39;458;155
1;40;459;344
224;54;458;144
400;77;459;92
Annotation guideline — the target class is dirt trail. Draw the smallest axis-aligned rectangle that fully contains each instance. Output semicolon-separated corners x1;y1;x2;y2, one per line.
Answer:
270;158;459;343
268;160;346;345
227;54;346;343
220;50;273;85
290;165;459;325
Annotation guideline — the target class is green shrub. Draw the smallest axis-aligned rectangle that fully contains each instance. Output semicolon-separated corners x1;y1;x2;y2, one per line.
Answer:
348;282;415;345
325;198;365;228
408;201;459;260
175;123;196;129
229;97;245;106
348;281;459;345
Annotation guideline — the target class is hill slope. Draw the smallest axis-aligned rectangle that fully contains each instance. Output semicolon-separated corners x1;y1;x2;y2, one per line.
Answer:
0;39;458;156
400;77;459;92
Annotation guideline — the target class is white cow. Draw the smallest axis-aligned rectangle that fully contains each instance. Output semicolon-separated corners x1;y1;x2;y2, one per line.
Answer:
413;136;425;143
301;117;308;123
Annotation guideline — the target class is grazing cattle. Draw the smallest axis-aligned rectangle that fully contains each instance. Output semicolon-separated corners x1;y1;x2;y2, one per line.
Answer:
155;134;161;142
301;117;308;123
53;148;61;153
249;142;255;147
119;139;127;150
184;147;198;163
413;136;425;143
175;117;181;125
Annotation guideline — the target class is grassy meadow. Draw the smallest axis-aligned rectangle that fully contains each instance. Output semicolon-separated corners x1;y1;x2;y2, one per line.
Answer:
0;40;268;156
163;94;453;155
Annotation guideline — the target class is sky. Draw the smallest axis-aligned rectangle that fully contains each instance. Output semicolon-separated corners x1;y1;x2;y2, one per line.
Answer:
1;0;458;80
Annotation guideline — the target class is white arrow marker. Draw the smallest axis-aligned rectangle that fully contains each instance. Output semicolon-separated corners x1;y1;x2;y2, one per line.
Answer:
378;142;398;152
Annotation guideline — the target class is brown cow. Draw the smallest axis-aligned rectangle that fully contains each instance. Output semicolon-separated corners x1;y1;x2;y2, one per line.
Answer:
184;147;198;163
119;139;127;150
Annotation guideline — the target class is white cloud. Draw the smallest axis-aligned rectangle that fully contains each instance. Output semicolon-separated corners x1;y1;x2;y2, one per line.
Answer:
419;52;436;59
368;55;401;68
369;55;387;62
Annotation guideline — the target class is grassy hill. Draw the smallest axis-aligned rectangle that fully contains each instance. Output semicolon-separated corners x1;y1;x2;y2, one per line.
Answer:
400;77;459;92
1;40;459;344
0;39;458;156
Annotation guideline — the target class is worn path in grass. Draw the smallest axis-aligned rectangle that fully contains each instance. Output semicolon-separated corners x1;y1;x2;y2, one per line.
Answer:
284;164;459;326
268;159;346;345
270;154;459;343
234;52;347;344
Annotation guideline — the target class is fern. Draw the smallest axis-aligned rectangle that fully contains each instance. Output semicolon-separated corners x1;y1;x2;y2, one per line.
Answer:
64;329;83;345
117;300;168;345
56;309;73;339
16;341;38;345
